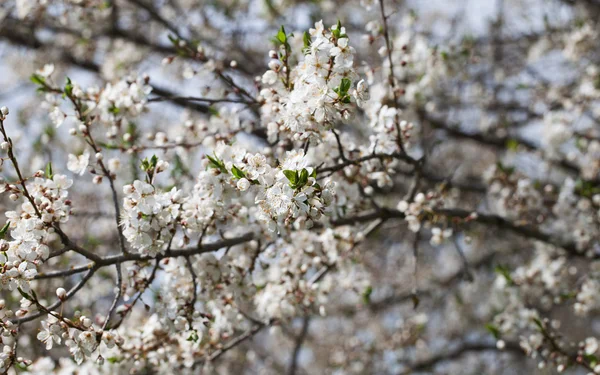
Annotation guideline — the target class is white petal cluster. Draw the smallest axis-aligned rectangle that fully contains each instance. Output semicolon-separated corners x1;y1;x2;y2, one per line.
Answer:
260;21;363;143
121;181;183;257
97;75;152;124
2;175;73;291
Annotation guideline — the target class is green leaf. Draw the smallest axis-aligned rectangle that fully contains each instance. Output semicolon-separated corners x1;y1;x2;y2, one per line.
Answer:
167;34;179;46
362;285;372;304
298;168;309;186
584;354;598;367
494;264;514;285
411;293;420;309
0;222;9;240
14;362;30;370
496;162;515;176
333;20;342;38
231;165;246;179
64;77;73;97
303;31;312;51
340;77;351;94
276;25;287;44
206;155;219;168
208;106;219;116
30;74;46;87
187;330;199;342
45;162;53;179
140;155;159;173
485;323;501;339
505;139;519;151
283;170;298;185
310;169;317;178
560;291;577;300
109;105;120;115
206;155;227;173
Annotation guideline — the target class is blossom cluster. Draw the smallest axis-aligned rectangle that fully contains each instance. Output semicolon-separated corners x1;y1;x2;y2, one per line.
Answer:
2;174;73;291
260;21;367;143
121;180;183;257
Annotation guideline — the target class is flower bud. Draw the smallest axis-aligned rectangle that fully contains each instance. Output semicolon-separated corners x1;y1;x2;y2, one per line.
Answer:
56;288;67;300
80;316;93;328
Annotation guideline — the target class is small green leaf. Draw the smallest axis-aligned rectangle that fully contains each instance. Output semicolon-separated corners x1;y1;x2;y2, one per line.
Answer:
303;31;312;51
362;285;372;304
276;25;287;44
231;165;246;179
340;78;351;94
208;106;219;116
167;34;179;46
298;168;309;186
0;222;9;239
485;323;501;339
30;74;46;87
584;354;598;367
333;20;342;38
109;105;120;115
505;139;519;151
45;162;53;179
283;170;298;185
14;362;30;370
187;330;199;342
496;162;515;176
64;77;73;97
494;264;514;285
206;155;227;173
411;293;420;309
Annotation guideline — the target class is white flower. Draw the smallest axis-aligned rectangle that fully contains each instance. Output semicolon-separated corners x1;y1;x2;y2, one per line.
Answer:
585;337;599;355
353;79;370;107
397;200;409;212
67;151;90;176
50;107;66;128
36;64;55;78
262;70;278;85
37;315;61;350
237;178;251;191
108;158;121;172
